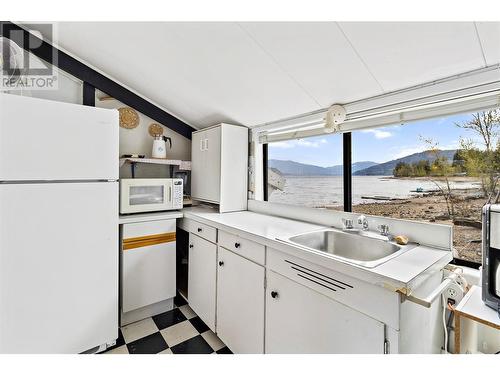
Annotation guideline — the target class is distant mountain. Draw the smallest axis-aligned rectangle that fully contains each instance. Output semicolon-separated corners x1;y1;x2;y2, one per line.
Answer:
268;159;378;176
354;149;457;176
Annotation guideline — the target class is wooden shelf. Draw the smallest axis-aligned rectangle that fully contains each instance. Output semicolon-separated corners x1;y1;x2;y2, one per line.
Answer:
119;157;191;171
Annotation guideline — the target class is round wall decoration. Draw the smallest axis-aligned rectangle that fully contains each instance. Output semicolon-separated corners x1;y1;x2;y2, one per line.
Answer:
118;107;140;129
148;123;164;137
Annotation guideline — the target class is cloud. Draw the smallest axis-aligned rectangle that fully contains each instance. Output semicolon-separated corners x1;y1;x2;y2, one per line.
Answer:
389;145;428;160
269;138;328;149
361;129;394;139
388;141;460;160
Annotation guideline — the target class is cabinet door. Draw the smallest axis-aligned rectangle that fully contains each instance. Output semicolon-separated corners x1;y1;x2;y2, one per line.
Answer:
191;131;205;202
217;247;265;353
266;271;385;354
188;234;217;331
122;220;177;313
191;127;221;203
202;126;221;202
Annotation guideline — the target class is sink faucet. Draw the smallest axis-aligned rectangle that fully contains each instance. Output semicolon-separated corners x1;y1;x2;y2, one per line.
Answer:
357;215;369;231
378;224;390;237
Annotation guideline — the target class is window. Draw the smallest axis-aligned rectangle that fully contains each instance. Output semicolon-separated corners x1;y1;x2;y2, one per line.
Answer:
265;134;344;210
263;108;500;266
352;109;500;265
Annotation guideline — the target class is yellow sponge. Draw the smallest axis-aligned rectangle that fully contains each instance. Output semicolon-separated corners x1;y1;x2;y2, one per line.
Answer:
394;235;409;245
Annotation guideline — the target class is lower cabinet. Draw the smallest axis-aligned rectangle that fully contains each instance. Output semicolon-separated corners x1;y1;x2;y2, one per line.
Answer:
217;247;265;353
122;219;177;315
265;270;386;354
188;233;217;331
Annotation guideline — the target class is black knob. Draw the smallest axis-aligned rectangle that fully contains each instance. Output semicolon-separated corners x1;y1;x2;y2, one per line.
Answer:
197;228;202;232
189;244;193;248
271;291;278;299
219;261;224;266
234;242;240;248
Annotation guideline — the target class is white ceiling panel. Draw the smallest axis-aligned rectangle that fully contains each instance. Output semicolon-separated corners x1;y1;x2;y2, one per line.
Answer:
240;22;384;107
338;22;486;92
53;22;320;128
31;22;500;130
475;22;500;67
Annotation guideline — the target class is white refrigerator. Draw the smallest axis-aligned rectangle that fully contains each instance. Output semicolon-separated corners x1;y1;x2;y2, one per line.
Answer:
0;93;119;353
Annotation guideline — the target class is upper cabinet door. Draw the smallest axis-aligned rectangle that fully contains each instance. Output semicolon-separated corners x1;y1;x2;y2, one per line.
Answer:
191;131;205;201
0;93;118;181
191;126;221;203
265;271;385;354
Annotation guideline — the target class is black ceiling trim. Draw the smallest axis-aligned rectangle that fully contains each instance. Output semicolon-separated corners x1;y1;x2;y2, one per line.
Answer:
0;21;195;139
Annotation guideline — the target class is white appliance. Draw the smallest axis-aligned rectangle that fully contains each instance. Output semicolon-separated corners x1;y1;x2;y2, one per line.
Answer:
120;178;183;214
0;93;119;353
482;204;500;314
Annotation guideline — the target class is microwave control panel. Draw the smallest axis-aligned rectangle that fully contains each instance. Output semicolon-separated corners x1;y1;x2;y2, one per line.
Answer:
172;179;184;209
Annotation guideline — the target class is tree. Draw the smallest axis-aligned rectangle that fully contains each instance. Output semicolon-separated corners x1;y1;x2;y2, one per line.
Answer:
456;110;500;153
420;137;456;218
455;109;500;202
394;162;412;177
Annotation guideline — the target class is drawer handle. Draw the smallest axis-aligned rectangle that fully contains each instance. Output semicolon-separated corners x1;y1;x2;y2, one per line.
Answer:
197;228;203;233
271;291;279;299
219;261;224;266
234;242;240;248
189;244;193;248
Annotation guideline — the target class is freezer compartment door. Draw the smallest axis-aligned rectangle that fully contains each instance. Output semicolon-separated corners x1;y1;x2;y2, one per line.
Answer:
0;182;118;353
0;93;118;181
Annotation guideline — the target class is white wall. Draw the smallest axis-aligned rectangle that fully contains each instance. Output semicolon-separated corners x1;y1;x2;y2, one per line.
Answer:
95;90;191;178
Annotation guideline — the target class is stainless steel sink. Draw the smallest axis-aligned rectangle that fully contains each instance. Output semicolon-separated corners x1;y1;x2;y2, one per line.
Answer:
279;229;418;268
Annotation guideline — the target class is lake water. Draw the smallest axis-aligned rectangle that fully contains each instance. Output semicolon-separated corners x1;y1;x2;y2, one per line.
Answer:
268;175;481;207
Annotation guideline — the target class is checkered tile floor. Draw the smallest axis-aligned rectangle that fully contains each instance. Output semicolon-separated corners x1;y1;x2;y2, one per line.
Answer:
101;295;232;354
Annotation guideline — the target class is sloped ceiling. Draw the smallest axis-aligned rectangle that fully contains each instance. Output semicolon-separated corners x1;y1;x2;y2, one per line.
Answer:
45;22;500;129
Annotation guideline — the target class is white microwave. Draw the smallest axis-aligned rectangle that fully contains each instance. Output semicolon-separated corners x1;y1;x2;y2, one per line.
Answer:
120;178;183;214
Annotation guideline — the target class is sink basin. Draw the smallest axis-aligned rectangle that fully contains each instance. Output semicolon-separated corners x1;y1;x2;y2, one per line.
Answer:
281;229;418;268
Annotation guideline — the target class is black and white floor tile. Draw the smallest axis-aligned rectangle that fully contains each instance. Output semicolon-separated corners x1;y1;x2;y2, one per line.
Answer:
101;295;232;355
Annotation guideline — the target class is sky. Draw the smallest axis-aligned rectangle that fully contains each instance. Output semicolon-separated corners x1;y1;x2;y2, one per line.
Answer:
268;112;484;167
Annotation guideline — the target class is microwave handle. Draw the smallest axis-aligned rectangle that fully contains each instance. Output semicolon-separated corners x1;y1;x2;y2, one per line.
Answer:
168;185;172;203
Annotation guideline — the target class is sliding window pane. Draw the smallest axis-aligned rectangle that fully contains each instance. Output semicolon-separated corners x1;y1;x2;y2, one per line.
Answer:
352;109;500;264
266;134;343;210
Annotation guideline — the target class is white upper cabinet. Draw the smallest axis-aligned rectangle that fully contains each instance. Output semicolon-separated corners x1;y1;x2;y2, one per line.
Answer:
191;123;248;213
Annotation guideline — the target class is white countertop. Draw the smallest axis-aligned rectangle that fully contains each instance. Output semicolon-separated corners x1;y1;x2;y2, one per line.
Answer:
182;206;453;294
456;286;500;328
119;210;183;224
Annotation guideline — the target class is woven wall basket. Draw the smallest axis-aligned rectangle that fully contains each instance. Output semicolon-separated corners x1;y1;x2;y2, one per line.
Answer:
148;123;164;137
119;107;140;129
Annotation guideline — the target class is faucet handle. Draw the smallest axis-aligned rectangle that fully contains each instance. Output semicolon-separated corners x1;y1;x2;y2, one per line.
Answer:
378;224;390;236
342;218;353;230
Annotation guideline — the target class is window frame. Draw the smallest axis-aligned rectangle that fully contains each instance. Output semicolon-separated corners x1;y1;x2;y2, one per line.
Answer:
262;130;482;270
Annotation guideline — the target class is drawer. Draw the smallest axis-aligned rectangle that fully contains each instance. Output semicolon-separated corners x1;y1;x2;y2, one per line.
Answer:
183;218;217;243
123;219;176;239
218;230;265;265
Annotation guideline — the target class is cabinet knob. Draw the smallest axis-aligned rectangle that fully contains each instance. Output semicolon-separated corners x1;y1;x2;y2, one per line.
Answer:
219;261;224;266
197;228;203;232
189;244;193;248
271;291;279;299
234;242;240;248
